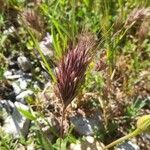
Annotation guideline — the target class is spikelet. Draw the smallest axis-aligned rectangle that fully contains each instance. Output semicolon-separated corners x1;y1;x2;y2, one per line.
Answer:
125;7;150;27
55;33;96;110
21;8;44;38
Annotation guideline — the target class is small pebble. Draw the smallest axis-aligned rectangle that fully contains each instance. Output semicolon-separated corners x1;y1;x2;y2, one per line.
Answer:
69;136;104;150
17;56;32;72
3;26;16;35
12;82;21;95
5;74;22;80
4;70;12;77
18;78;28;90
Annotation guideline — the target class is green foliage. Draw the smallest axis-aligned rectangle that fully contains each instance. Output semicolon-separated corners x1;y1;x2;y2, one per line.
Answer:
84;70;105;92
0;68;4;80
18;108;36;121
6;0;25;8
125;99;147;119
36;128;53;150
53;134;76;150
0;13;5;28
25;26;56;82
0;129;17;150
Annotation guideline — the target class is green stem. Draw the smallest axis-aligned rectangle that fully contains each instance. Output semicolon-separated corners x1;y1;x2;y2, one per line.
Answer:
60;107;66;149
104;129;140;150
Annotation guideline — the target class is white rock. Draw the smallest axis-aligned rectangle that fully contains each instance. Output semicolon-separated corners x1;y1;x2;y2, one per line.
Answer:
69;142;81;150
16;90;33;99
86;136;95;143
12;82;21;95
27;142;35;150
70;112;102;136
16;90;33;103
69;136;104;150
4;70;12;77
39;33;53;58
15;101;29;110
17;56;32;72
4;74;22;80
3;26;16;35
33;83;40;90
42;32;53;46
39;42;53;57
18;78;28;90
116;141;140;150
0;100;14;117
1;102;30;138
26;78;32;82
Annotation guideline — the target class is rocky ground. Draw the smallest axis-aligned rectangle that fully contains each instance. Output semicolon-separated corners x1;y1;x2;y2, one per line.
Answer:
0;46;150;149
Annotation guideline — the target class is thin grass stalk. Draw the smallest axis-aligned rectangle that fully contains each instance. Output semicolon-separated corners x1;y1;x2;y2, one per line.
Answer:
104;129;139;149
71;0;77;47
21;19;56;82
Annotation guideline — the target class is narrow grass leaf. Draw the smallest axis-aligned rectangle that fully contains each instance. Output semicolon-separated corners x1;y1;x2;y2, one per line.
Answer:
18;108;36;121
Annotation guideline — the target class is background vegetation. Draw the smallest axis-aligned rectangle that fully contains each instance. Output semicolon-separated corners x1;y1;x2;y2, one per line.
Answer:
0;0;150;149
